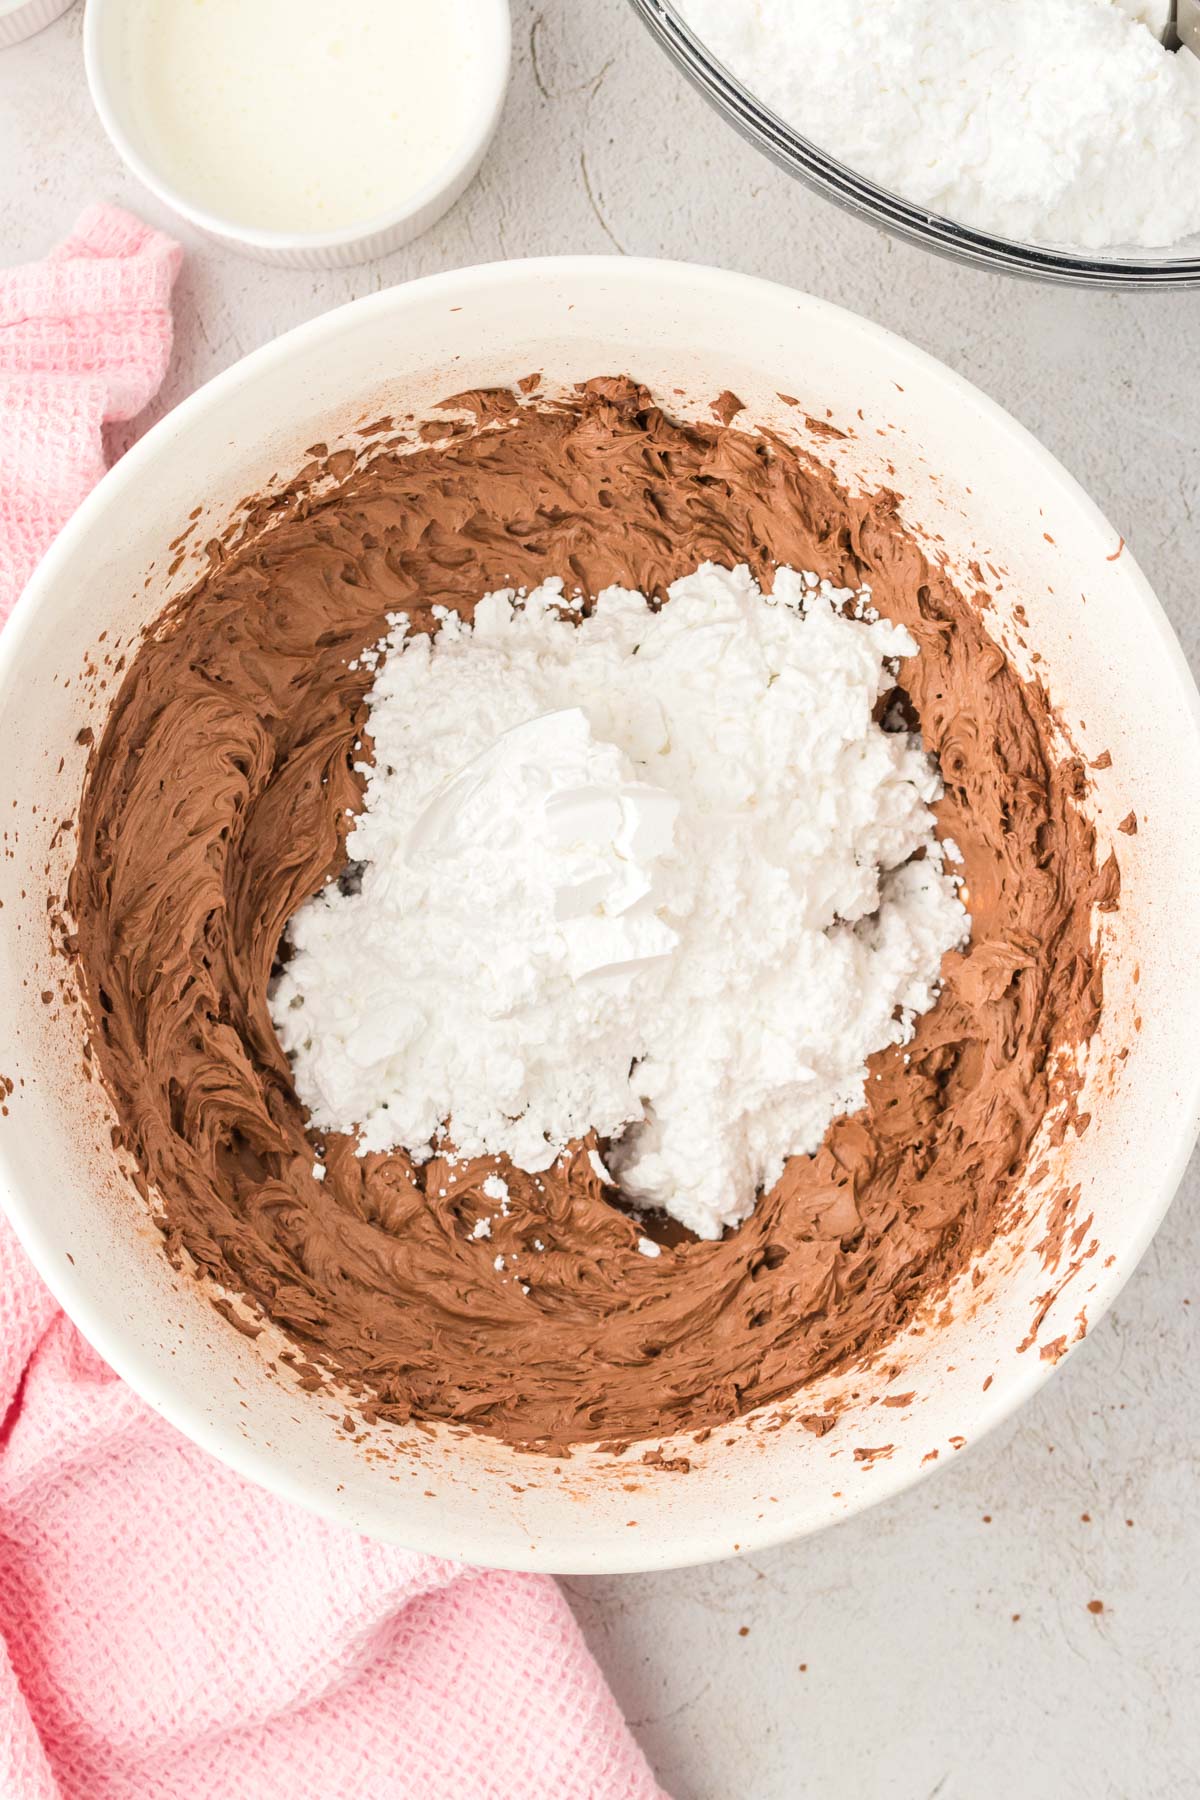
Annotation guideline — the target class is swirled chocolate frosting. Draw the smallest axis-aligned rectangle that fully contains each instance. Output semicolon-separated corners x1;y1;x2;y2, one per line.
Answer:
69;379;1108;1450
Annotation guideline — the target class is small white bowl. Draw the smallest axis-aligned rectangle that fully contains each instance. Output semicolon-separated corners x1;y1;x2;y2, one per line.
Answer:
83;0;511;268
0;0;74;50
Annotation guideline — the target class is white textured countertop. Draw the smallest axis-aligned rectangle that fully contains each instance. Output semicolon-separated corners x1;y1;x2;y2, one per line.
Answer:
3;5;1199;1796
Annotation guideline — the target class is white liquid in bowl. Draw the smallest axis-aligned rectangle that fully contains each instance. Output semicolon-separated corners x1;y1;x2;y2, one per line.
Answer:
121;0;488;235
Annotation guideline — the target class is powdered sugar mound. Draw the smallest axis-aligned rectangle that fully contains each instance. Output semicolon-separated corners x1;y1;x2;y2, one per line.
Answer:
270;563;969;1240
679;0;1200;250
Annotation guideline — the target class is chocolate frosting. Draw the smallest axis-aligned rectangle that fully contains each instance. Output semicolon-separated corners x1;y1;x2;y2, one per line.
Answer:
69;379;1106;1451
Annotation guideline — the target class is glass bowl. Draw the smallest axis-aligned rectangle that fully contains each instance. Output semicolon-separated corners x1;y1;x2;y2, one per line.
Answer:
629;0;1200;289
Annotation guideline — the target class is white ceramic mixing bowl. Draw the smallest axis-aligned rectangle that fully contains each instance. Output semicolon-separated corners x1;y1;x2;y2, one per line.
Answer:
2;259;1198;1573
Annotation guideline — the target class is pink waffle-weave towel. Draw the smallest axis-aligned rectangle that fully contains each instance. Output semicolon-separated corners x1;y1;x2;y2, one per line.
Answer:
0;207;664;1800
0;204;179;622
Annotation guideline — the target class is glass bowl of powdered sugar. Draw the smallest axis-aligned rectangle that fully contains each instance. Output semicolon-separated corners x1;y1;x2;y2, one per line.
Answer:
630;0;1200;287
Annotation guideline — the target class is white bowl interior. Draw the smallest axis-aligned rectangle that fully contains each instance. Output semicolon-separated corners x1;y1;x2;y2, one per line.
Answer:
2;259;1199;1572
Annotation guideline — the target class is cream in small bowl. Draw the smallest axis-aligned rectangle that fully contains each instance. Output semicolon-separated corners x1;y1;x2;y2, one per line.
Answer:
84;0;511;266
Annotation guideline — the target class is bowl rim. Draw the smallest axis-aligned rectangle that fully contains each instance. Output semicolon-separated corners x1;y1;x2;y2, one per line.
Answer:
627;0;1200;289
3;255;1200;1570
82;0;512;253
0;0;74;30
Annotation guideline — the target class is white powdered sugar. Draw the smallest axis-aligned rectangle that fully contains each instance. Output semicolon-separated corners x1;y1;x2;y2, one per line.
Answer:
270;562;969;1241
678;0;1200;249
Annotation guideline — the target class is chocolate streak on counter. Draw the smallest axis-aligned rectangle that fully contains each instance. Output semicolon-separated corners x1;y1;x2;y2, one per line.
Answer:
69;378;1107;1452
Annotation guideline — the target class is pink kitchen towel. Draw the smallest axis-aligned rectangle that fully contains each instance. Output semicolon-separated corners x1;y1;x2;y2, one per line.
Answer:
0;208;664;1800
0;204;179;623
